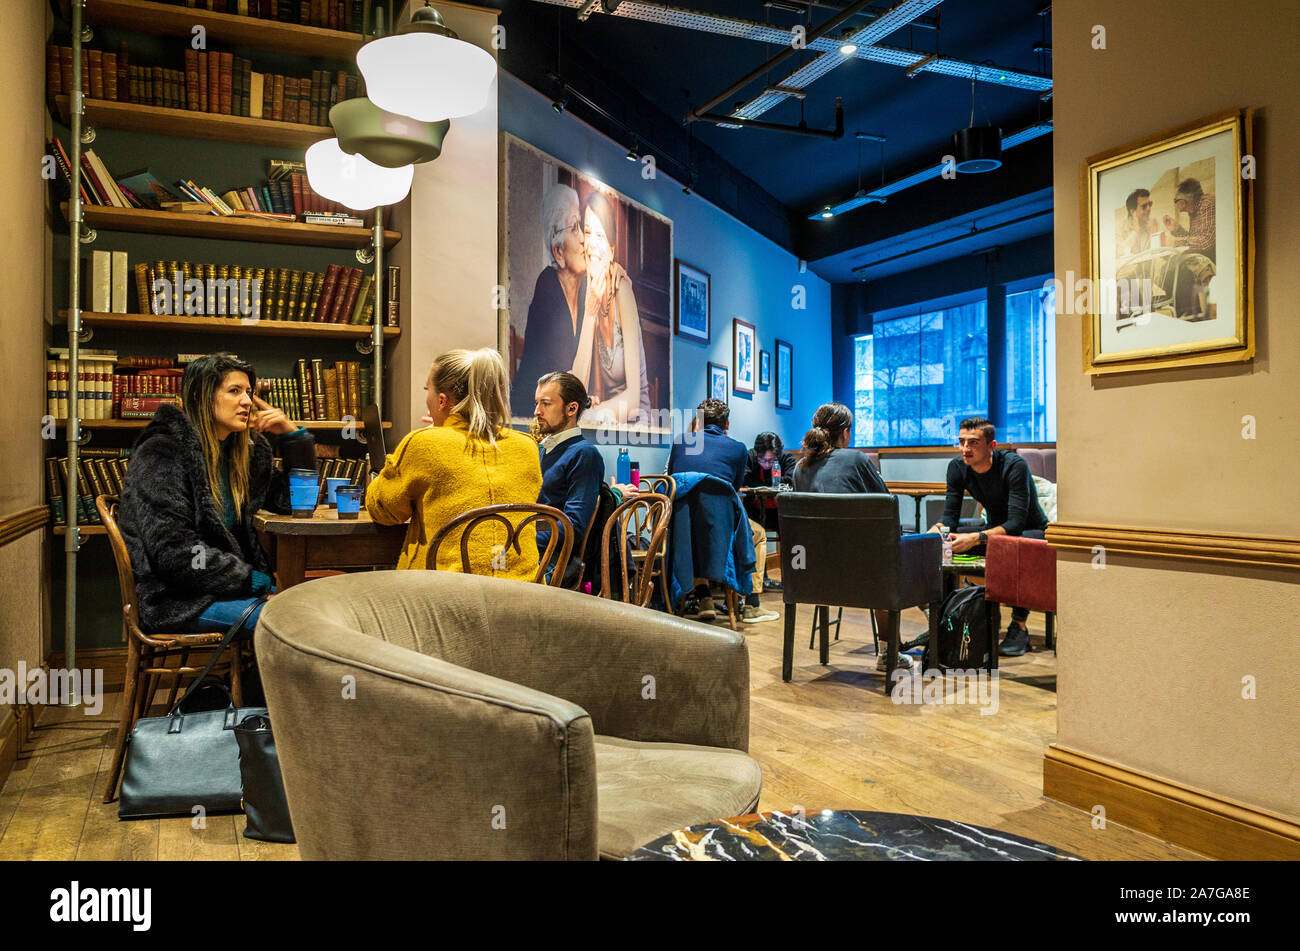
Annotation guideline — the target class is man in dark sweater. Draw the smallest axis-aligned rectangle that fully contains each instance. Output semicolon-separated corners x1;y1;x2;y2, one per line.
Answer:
534;371;605;585
668;399;778;624
932;416;1050;656
742;432;797;530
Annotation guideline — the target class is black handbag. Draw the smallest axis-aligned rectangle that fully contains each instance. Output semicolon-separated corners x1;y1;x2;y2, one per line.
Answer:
234;713;295;843
118;596;268;820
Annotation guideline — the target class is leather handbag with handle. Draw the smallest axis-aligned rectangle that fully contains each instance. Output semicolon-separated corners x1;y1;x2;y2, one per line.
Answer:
233;713;295;842
118;596;268;820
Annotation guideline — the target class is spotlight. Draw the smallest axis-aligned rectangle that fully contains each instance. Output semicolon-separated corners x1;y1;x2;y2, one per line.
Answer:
820;205;834;219
682;174;694;195
551;96;568;114
838;29;858;55
625;138;639;162
951;126;1003;173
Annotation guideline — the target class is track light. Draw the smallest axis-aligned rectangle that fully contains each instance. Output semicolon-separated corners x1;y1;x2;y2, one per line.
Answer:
625;138;639;162
820;205;834;219
838;29;858;56
551;96;568;114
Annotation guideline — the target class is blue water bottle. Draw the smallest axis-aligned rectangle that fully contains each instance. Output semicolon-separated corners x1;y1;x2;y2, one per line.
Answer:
617;448;631;485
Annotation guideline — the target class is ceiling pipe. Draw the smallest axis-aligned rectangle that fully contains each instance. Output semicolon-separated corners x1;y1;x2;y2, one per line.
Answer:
693;97;844;139
685;0;881;124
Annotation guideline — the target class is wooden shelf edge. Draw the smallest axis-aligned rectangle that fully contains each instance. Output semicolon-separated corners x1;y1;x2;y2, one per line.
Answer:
61;203;401;249
59;310;400;338
53;524;108;536
54;96;332;149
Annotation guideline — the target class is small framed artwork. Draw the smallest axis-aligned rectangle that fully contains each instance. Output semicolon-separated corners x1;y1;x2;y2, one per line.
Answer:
1083;108;1253;374
775;339;793;410
674;260;711;343
760;350;771;387
732;318;756;394
707;362;729;403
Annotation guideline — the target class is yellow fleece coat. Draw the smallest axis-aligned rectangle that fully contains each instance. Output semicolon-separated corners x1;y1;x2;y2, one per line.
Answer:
365;414;543;580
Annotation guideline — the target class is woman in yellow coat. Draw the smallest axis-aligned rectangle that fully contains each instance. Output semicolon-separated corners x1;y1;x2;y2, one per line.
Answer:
366;348;543;580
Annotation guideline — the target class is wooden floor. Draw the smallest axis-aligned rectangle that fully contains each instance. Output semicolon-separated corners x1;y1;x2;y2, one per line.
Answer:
0;594;1202;860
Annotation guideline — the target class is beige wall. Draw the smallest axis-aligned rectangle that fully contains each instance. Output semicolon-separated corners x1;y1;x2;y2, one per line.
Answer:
0;1;53;742
1054;0;1300;819
388;2;499;436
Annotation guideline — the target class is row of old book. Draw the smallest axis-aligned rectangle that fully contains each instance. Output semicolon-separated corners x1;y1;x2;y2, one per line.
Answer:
46;349;188;420
47;44;361;126
138;261;399;326
147;1;368;32
262;358;372;421
47;452;372;527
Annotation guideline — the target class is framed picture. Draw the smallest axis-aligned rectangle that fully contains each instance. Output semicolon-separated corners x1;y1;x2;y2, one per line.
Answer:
760;349;771;387
501;134;673;433
775;339;793;410
732;318;756;394
674;260;710;343
707;362;728;403
1082;108;1253;374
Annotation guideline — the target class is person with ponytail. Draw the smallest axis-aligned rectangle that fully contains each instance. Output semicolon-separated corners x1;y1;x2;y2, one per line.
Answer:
793;402;888;494
118;352;315;636
366;347;543;579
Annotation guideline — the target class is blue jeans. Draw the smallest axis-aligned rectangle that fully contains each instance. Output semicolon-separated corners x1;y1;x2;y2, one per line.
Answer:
196;597;267;637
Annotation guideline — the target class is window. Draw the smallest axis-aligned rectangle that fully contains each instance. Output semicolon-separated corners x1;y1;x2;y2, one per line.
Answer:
853;300;988;447
1004;283;1057;442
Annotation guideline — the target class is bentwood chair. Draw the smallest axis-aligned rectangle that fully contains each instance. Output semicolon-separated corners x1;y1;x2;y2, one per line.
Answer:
601;493;671;608
636;476;675;609
96;495;245;803
564;507;600;591
777;492;942;692
430;503;574;586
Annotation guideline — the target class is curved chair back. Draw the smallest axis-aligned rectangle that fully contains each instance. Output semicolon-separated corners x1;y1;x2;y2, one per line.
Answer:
565;507;600;590
639;473;676;501
601;493;671;607
431;503;574;586
97;494;147;643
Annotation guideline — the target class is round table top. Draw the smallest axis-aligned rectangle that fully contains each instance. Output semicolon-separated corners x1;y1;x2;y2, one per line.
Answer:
626;810;1082;861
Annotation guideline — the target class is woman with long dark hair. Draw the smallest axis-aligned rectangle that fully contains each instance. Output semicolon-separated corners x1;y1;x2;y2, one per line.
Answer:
118;352;315;636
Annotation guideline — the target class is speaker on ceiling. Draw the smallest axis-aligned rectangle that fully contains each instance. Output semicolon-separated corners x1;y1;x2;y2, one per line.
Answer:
952;126;1003;173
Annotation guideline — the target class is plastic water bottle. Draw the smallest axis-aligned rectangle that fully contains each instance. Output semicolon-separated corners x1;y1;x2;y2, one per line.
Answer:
772;460;782;483
617;448;630;485
942;534;954;565
630;462;640;488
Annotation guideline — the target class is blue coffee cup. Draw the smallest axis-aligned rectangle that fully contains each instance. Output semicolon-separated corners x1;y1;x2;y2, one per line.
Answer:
336;485;362;519
289;474;319;518
324;477;350;507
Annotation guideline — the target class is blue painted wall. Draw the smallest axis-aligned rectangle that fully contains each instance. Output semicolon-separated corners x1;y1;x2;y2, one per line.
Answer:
501;73;833;475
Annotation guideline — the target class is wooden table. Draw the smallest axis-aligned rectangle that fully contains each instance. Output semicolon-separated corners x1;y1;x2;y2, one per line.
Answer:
885;481;947;533
254;506;407;589
627;809;1081;861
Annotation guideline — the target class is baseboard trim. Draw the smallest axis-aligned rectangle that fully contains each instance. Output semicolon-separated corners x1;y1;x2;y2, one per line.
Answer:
1043;744;1300;860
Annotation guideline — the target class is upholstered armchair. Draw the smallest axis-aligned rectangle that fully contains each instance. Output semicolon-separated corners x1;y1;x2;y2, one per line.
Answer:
255;570;762;860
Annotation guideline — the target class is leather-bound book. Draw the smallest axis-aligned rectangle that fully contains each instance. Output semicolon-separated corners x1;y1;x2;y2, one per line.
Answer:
346;361;361;418
310;358;327;420
285;270;304;322
218;52;234;115
87;49;104;99
271;73;285;121
331;266;363;324
46;44;61;96
241;58;252;116
304;270;324;321
103;52;118;100
314;264;342;323
322;367;340;421
207;50;220;113
296;358;312;420
290;171;304;217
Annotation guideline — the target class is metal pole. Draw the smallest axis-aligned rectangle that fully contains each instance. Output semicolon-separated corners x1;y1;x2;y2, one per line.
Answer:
371;210;384;417
64;0;86;707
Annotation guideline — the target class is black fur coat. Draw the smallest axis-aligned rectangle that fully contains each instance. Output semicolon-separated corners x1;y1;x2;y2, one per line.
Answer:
118;404;315;633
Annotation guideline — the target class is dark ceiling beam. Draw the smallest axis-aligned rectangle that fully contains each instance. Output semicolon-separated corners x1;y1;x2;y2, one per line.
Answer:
795;135;1054;263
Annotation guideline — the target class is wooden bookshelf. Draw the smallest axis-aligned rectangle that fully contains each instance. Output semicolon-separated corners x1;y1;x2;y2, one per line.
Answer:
71;0;366;59
60;311;400;340
55;419;392;430
54;525;108;535
54;96;332;150
61;204;400;249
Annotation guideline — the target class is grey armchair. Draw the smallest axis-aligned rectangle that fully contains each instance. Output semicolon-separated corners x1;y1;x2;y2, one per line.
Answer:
256;570;761;860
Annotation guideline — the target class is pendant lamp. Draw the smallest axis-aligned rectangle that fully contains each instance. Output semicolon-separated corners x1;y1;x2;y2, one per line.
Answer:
304;138;415;211
356;2;496;123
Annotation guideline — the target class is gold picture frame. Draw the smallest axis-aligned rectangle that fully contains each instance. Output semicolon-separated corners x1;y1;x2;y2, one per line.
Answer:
1081;108;1254;374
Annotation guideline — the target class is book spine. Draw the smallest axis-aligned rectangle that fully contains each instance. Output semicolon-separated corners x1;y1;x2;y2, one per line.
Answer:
89;250;111;312
333;266;363;324
46;458;66;526
219;52;234;115
349;273;374;324
310;358;327;420
286;269;304;321
346;361;360;417
296;358;312;420
272;73;285;121
103;52;118;100
358;364;370;413
385;264;400;327
111;251;128;313
87;49;104;99
47;44;61;97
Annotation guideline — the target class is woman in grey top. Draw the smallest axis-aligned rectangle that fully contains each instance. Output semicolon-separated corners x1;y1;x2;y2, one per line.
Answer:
793;402;887;494
571;191;651;425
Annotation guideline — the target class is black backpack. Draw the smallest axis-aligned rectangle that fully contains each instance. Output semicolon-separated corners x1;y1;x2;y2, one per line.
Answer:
925;585;994;671
580;483;622;594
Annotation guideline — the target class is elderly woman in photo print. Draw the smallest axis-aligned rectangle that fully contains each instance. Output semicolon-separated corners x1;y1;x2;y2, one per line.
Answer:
572;190;651;425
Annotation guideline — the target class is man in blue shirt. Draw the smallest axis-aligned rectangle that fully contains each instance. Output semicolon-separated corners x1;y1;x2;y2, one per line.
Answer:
534;371;605;586
668;399;778;625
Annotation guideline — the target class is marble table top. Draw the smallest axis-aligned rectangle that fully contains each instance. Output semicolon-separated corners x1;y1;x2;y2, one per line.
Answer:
627;810;1082;861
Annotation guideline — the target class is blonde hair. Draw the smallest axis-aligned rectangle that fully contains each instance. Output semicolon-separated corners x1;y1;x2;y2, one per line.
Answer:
430;348;512;450
182;353;255;521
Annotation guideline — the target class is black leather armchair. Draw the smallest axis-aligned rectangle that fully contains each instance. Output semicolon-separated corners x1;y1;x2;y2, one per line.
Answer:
776;493;942;692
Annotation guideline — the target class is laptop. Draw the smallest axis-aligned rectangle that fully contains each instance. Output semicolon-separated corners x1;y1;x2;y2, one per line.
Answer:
361;403;387;475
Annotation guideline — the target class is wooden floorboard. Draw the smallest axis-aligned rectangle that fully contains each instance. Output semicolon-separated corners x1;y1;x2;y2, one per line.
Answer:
0;594;1202;860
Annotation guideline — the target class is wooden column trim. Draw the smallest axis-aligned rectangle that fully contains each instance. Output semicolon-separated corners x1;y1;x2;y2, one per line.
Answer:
1043;745;1300;860
1046;521;1300;570
0;505;49;548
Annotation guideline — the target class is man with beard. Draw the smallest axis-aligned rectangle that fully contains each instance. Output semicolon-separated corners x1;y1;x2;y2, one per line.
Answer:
533;370;605;585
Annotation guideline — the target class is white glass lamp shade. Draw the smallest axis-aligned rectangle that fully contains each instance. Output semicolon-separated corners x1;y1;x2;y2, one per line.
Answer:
305;138;414;211
357;31;496;122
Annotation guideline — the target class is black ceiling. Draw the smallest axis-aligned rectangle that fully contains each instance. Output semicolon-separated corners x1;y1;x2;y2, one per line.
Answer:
488;0;1053;269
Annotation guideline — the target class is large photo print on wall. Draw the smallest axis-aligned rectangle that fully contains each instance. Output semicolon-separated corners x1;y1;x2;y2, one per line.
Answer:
1083;108;1253;374
502;134;673;432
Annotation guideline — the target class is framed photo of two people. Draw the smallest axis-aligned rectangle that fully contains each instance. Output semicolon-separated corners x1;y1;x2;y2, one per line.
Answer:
1083;108;1254;374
